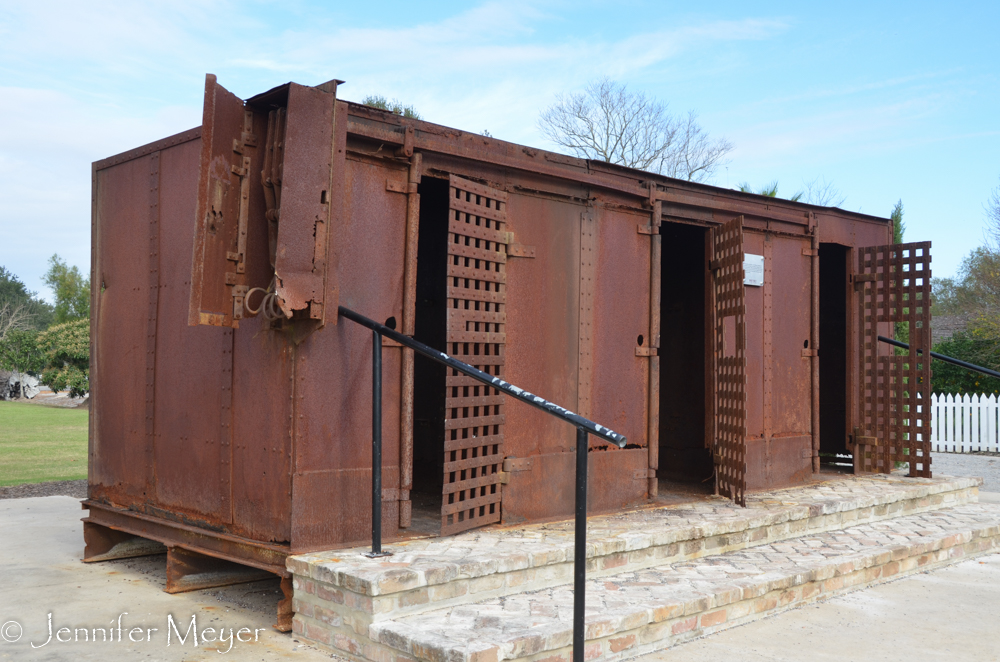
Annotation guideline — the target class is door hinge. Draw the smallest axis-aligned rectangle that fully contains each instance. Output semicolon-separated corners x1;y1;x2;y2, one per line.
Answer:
637;223;657;235
801;348;817;357
635;347;658;357
850;273;877;289
502;457;533;472
232;285;249;321
386;179;417;194
505;232;536;258
508;243;536;258
851;427;878;445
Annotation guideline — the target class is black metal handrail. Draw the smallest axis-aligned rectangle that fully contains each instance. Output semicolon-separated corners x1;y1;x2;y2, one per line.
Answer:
877;335;1000;380
338;305;626;662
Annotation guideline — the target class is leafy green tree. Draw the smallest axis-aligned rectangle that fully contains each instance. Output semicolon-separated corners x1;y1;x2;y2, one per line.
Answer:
891;199;906;245
37;319;89;397
737;181;803;202
42;255;89;323
933;248;1000;316
890;200;909;345
360;95;421;119
0;266;54;331
931;330;1000;396
0;329;44;397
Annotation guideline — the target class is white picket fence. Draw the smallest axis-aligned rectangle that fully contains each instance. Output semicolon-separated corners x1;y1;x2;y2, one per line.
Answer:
930;393;1000;453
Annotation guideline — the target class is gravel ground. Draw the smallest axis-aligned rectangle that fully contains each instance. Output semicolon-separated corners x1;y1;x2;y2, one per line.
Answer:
932;452;1000;492
0;479;86;499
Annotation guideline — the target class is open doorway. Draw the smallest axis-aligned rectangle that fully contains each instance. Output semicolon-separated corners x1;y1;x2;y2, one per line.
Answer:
410;177;450;528
658;222;713;494
819;243;851;471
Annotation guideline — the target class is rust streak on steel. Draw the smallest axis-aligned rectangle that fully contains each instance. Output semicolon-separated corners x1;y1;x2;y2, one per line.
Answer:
399;151;422;528
810;214;820;473
647;196;662;497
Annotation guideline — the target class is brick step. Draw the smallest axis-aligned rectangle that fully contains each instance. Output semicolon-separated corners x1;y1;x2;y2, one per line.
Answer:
288;474;977;631
351;503;1000;662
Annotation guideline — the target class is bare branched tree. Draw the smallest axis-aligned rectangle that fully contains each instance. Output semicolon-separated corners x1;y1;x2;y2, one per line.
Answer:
985;177;1000;251
662;111;734;182
0;300;32;342
539;79;733;182
802;177;847;208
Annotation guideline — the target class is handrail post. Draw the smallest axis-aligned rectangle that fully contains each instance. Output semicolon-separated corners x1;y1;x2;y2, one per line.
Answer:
366;328;391;558
573;426;588;662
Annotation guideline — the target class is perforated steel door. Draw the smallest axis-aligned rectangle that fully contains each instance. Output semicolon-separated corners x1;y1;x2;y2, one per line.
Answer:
711;216;747;506
440;175;508;535
855;242;932;477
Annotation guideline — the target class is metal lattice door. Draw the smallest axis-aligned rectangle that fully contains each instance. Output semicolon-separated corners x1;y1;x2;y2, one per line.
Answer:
711;216;747;506
855;242;932;477
440;175;508;535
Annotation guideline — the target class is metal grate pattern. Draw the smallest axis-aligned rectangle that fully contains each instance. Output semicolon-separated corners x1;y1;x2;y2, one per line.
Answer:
856;242;932;477
711;216;747;506
440;175;508;535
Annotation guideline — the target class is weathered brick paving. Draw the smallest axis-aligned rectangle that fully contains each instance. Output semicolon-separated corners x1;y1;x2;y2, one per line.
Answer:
289;474;978;612
288;475;987;662
366;503;1000;662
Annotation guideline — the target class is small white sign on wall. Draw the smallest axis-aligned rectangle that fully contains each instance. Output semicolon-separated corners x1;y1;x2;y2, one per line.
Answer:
744;254;764;287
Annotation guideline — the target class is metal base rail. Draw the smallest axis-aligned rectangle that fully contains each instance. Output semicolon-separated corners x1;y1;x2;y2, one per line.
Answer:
338;305;626;662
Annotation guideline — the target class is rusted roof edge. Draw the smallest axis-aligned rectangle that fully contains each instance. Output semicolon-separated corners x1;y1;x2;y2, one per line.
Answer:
342;102;890;228
93;126;202;172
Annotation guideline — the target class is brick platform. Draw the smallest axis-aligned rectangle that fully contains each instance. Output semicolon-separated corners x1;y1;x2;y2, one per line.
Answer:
288;475;988;662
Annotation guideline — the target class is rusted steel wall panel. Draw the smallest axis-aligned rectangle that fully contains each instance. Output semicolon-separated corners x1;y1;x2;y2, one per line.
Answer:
503;193;582;458
289;154;406;551
153;139;236;523
498;189;585;523
229;106;294;544
500;449;649;522
770;235;812;436
743;231;765;444
740;230;814;491
587;204;651;450
745;435;813;489
586;204;650;504
92;156;156;507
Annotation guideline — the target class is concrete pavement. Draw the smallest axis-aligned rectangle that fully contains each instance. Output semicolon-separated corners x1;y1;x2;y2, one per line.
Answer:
0;496;331;661
639;552;1000;662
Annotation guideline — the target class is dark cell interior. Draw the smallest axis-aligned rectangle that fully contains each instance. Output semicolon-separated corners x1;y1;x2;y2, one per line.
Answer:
819;243;849;460
658;222;713;483
411;177;450;498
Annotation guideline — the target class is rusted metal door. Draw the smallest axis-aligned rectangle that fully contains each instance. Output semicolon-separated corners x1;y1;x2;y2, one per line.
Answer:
440;175;507;535
711;216;747;506
854;242;932;476
188;75;255;327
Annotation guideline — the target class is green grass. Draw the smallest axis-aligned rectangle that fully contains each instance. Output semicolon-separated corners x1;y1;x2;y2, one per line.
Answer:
0;402;88;486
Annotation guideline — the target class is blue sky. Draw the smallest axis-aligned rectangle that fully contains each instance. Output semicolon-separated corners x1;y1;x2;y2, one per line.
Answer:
2;0;997;301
